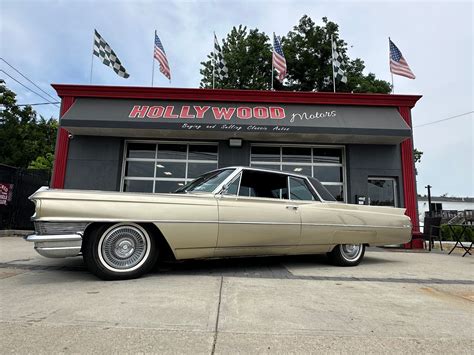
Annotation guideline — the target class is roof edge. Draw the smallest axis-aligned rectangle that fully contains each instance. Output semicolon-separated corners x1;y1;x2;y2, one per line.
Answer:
51;84;422;108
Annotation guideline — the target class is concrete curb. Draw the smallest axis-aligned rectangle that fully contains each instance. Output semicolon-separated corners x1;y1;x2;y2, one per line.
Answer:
0;230;33;238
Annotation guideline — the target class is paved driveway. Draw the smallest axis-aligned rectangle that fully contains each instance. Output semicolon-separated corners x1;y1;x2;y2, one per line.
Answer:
1;237;473;354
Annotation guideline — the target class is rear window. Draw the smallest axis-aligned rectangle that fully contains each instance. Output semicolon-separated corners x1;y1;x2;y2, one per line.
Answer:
308;177;336;202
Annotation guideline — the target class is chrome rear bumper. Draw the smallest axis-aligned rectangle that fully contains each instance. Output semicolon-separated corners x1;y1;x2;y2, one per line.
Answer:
25;234;83;258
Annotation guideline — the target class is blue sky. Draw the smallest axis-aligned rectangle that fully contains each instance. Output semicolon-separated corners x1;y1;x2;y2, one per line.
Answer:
1;0;473;197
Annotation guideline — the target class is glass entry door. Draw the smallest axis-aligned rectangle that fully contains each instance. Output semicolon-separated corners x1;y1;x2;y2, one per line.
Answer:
367;177;398;207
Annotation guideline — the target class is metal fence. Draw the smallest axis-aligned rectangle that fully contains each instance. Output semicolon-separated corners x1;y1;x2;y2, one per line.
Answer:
0;164;50;230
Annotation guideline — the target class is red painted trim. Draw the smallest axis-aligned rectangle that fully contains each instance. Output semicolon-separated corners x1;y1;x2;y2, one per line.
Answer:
398;106;421;249
52;84;421;108
51;97;75;188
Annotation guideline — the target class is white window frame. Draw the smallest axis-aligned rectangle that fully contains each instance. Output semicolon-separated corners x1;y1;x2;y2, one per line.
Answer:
121;140;219;193
249;143;347;202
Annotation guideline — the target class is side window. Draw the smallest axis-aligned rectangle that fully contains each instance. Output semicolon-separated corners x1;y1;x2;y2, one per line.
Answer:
289;177;316;201
238;170;288;199
223;174;241;195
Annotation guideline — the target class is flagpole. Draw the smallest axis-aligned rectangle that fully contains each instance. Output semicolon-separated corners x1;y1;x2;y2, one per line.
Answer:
391;72;394;94
90;30;95;84
151;30;156;87
389;37;394;93
331;34;336;93
212;32;216;89
271;33;275;90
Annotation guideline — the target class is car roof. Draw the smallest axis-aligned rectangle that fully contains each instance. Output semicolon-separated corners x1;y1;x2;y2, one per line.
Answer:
219;166;311;179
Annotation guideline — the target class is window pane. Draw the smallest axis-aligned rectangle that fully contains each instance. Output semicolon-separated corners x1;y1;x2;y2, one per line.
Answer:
240;170;287;199
251;146;280;162
289;177;315;201
282;165;311;176
323;185;344;201
126;161;155;177
188;145;218;160
282;147;311;163
124;179;153;193
250;163;281;172
157;144;187;160
368;179;396;206
155;180;185;193
224;174;241;195
313;148;342;164
188;162;218;179
238;186;256;197
155;161;186;178
127;143;155;159
314;166;342;182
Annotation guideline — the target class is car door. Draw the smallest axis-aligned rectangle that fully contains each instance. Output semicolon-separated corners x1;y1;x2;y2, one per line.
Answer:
215;169;301;257
288;176;338;251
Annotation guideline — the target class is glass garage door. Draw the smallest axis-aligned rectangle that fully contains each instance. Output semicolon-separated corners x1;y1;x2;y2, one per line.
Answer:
250;145;346;201
122;141;218;193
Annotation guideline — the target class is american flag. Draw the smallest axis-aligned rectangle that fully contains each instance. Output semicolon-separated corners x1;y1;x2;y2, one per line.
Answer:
389;39;415;79
154;32;171;80
272;33;286;82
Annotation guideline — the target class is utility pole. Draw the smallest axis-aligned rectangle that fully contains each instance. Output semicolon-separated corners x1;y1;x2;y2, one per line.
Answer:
425;185;432;213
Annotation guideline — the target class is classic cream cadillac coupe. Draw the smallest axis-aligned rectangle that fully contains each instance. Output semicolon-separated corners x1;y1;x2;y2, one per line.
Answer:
26;167;412;280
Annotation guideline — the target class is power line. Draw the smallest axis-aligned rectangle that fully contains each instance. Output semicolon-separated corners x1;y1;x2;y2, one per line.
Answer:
414;111;473;128
0;57;58;102
17;102;60;107
0;69;60;108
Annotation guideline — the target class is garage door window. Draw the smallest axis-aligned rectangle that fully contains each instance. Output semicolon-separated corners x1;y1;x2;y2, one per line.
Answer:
122;141;218;193
251;145;346;201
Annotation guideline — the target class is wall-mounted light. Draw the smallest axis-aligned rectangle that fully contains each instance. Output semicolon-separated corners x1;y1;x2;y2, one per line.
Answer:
229;138;242;148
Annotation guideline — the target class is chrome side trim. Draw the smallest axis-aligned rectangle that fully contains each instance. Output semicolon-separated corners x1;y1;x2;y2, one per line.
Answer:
302;223;410;229
26;234;83;243
31;219;409;229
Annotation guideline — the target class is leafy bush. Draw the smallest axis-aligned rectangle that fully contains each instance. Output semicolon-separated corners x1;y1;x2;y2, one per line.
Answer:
440;224;473;242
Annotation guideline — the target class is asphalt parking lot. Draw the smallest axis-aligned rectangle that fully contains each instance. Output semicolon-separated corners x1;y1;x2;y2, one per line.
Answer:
1;236;473;354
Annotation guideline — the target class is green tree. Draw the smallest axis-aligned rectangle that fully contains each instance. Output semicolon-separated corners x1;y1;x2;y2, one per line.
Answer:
414;148;423;164
0;80;57;170
200;16;391;93
200;26;273;90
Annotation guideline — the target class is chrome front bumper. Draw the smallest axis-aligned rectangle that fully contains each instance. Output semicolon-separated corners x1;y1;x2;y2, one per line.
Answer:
25;233;83;258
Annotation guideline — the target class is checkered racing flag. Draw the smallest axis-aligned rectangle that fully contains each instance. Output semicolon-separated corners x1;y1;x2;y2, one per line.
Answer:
213;34;228;80
93;30;130;79
331;36;347;84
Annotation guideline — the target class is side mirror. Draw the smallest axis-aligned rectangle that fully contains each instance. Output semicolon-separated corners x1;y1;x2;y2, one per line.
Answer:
218;184;230;195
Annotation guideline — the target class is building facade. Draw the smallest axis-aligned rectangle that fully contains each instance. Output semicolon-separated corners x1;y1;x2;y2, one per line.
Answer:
51;85;422;246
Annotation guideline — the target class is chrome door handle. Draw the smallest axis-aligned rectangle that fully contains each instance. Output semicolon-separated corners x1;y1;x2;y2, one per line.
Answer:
286;205;298;210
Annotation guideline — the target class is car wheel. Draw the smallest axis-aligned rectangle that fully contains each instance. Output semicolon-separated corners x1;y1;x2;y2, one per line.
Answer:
328;244;365;266
83;223;158;280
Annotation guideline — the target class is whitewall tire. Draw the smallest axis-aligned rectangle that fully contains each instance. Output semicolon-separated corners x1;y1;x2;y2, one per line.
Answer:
83;223;158;280
328;244;365;266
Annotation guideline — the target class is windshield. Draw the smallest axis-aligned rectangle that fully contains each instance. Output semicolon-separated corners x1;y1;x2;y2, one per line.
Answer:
174;169;234;193
308;177;337;202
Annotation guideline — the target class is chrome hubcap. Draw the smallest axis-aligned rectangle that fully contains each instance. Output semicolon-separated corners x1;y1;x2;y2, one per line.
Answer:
100;225;148;270
340;244;363;261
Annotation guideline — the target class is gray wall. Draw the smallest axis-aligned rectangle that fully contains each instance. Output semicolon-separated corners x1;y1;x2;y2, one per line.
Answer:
63;137;404;207
346;144;404;207
218;141;250;168
64;136;123;191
